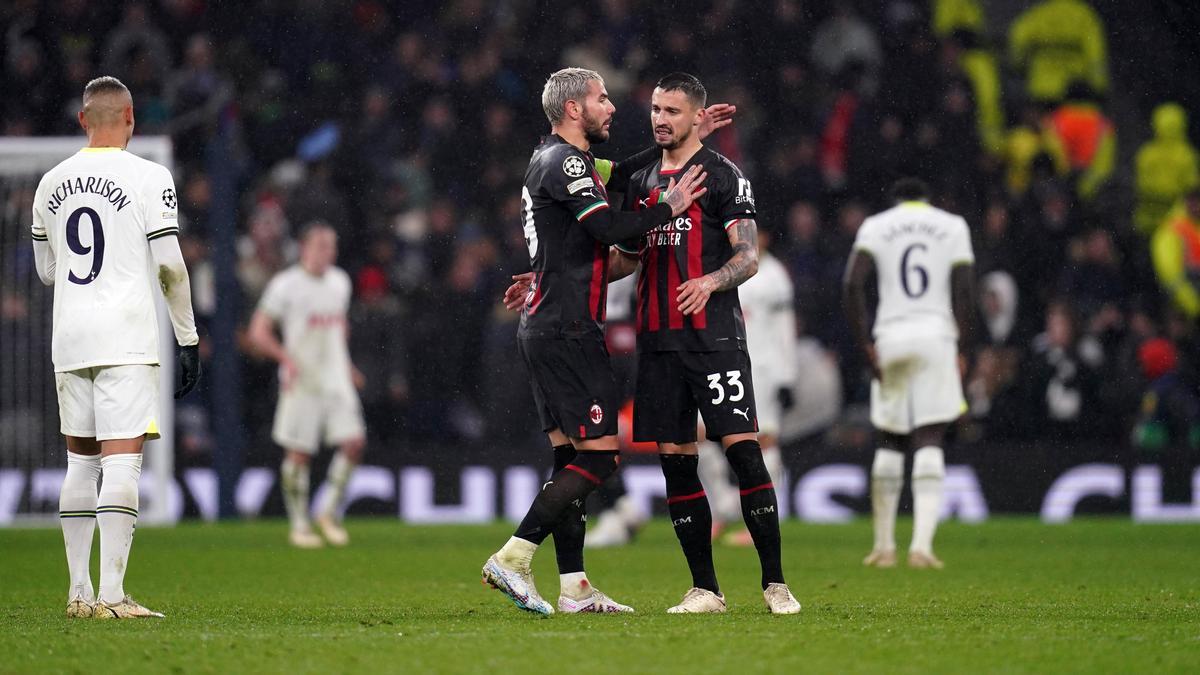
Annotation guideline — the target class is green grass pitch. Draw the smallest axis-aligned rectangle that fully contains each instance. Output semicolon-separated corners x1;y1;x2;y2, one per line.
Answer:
1;518;1197;674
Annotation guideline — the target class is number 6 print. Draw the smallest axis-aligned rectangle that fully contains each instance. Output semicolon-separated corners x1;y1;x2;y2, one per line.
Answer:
707;370;745;405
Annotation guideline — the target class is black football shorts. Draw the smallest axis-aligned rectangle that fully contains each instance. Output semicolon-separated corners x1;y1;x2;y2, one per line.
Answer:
518;337;620;439
633;349;759;443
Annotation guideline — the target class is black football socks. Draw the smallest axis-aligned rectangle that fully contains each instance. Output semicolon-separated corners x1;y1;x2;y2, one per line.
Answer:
660;453;719;594
515;450;618;546
550;444;586;574
726;440;785;588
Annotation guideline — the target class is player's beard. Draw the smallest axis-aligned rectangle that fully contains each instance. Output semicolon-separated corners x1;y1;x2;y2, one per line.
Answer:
655;124;692;151
583;110;610;145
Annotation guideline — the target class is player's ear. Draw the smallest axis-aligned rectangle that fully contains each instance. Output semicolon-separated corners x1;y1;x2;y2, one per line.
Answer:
77;110;88;133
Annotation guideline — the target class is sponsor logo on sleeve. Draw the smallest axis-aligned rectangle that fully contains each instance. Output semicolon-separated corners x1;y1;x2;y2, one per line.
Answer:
567;177;595;194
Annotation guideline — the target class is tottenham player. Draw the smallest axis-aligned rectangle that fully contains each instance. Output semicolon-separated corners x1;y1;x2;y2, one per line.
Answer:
483;67;709;615
612;73;801;614
843;178;975;569
249;222;366;549
32;76;201;619
700;226;798;546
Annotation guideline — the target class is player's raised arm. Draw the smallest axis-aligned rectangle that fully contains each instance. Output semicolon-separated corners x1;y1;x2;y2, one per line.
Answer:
843;248;879;381
676;217;759;316
31;178;56;286
576;164;707;245
144;166;201;398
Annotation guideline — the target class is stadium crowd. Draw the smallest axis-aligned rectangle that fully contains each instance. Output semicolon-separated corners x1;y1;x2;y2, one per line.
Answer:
5;0;1200;463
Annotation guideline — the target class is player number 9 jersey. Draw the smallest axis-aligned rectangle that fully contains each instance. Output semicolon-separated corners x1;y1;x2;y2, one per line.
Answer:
32;148;180;372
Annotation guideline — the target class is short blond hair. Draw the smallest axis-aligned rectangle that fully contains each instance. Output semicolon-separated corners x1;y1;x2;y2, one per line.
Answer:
541;67;603;125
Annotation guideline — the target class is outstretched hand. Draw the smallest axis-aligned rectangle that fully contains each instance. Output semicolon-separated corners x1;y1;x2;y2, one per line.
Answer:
698;103;736;140
662;164;708;217
502;272;535;311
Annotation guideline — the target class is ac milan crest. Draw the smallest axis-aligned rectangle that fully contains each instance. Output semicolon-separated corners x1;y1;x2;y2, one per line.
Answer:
589;404;603;425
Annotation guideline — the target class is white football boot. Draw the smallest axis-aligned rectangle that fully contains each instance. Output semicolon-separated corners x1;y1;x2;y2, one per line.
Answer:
557;587;635;614
93;596;164;619
482;555;553;616
289;527;325;549
863;548;897;568
667;587;726;614
908;550;945;569
65;595;93;618
763;583;802;614
315;514;349;547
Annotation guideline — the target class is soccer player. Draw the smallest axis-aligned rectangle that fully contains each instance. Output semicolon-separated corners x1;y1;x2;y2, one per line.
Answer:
32;76;201;619
249;222;366;549
700;227;797;546
612;73;801;614
843;177;976;569
483;67;708;616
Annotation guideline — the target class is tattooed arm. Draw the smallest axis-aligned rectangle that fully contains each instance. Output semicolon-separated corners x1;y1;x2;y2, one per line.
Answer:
676;218;759;316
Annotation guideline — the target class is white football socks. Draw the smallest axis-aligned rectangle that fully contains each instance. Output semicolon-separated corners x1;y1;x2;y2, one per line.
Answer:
97;453;142;604
60;451;101;602
870;449;904;552
317;451;356;519
910;446;946;554
559;571;590;599
280;458;312;532
497;536;537;571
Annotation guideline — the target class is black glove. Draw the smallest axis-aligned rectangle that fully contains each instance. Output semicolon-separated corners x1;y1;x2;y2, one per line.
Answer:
175;344;201;399
777;386;795;411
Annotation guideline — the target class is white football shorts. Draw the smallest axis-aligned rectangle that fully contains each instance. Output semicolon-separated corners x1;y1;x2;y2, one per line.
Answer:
55;364;161;441
272;386;365;454
870;336;966;435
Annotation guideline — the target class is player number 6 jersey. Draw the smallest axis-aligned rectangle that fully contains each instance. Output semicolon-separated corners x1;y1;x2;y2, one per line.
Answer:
852;201;974;343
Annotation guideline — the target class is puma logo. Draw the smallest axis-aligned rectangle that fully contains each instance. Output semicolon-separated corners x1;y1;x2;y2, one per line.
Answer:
733;408;750;421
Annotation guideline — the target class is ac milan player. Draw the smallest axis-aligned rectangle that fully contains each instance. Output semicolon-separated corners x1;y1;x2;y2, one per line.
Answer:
482;67;712;615
612;73;801;614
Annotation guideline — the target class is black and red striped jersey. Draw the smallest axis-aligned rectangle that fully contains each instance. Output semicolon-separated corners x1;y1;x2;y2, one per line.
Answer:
517;135;616;340
618;146;756;352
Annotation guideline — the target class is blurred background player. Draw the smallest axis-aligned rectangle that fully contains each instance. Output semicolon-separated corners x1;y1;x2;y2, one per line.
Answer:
613;73;800;614
484;67;708;615
699;226;798;546
32;76;201;618
843;177;975;570
249;222;366;549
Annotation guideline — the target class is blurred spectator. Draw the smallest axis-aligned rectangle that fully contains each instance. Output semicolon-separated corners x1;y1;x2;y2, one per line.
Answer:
236;201;295;306
1151;190;1200;320
945;29;1004;157
101;2;171;83
1042;84;1116;203
810;6;882;96
1022;302;1104;439
932;0;985;38
1058;228;1124;320
1134;103;1199;236
1131;338;1200;454
1009;0;1108;104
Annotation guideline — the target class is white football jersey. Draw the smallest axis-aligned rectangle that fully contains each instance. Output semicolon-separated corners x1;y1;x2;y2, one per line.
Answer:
852;201;974;342
739;251;798;391
258;265;354;393
32;148;179;372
